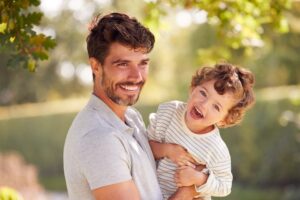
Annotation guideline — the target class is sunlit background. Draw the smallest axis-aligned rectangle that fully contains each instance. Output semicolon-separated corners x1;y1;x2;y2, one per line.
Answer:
1;0;300;199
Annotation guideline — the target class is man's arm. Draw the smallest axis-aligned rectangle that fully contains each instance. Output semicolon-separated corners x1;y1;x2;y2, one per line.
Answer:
168;186;204;200
168;165;207;200
92;180;140;200
174;165;208;187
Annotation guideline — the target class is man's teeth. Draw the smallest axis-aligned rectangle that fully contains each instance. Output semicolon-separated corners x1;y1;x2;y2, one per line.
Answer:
121;85;139;91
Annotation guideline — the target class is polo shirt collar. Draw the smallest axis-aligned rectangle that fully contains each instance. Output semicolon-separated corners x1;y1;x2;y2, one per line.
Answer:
88;94;133;133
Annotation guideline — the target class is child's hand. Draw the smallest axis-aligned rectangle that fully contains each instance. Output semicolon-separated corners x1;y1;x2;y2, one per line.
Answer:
165;143;196;167
174;165;208;187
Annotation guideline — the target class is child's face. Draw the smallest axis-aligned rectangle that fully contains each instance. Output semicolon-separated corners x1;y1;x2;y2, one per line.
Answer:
185;80;236;133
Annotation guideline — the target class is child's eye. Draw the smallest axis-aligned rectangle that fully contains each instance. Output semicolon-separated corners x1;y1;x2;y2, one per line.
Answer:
214;104;220;112
200;90;207;97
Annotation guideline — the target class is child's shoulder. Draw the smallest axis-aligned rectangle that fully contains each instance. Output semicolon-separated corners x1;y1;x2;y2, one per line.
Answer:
158;100;185;111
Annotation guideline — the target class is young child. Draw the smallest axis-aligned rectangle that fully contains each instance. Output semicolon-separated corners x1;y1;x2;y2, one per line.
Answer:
147;63;255;200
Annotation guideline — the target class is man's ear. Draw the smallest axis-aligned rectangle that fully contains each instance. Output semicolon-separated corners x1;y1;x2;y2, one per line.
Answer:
89;57;102;77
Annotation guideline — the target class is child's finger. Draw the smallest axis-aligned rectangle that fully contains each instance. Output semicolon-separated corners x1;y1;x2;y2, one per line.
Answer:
177;160;186;167
178;165;188;170
176;183;182;187
178;160;196;168
185;161;196;168
185;154;197;164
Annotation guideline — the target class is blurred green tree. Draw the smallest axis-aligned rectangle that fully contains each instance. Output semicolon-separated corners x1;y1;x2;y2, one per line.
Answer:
0;0;56;71
144;0;291;60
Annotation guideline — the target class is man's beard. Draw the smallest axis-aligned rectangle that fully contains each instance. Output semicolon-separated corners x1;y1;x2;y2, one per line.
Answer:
101;73;144;106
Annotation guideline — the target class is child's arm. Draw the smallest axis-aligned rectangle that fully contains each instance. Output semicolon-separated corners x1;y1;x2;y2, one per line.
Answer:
175;158;232;197
149;140;196;167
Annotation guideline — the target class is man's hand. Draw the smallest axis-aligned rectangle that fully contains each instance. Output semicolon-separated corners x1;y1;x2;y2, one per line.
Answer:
168;186;197;200
175;165;208;187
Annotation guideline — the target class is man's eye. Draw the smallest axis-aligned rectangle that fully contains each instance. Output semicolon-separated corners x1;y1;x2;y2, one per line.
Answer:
140;62;149;69
117;63;128;67
141;61;149;65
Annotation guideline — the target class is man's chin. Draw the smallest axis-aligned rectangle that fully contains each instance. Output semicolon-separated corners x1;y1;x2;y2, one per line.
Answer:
112;96;139;106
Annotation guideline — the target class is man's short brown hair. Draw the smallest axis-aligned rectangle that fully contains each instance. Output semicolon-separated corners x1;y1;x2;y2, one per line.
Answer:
86;12;155;64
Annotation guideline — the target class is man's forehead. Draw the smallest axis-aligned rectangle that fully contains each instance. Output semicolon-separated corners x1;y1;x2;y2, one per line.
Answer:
109;45;148;55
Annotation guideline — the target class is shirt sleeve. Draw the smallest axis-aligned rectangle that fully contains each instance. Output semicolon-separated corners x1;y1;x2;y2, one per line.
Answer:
147;102;177;142
78;130;132;190
195;158;232;197
147;112;164;142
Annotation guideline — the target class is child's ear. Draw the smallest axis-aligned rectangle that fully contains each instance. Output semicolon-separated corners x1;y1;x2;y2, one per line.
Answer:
216;120;226;128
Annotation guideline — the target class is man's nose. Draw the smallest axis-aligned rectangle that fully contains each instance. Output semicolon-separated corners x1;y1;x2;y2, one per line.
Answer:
128;66;144;82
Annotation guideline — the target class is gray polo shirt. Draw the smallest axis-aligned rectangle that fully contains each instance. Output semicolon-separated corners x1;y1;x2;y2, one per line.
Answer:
63;94;162;200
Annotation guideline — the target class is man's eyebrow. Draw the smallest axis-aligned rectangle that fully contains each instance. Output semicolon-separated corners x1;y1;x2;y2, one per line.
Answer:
141;58;150;62
111;58;150;64
111;59;129;64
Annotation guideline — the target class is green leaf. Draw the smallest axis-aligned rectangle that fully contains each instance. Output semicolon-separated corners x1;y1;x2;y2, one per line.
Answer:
43;37;56;50
32;51;48;60
0;23;7;33
25;12;43;25
278;18;289;33
9;36;15;43
27;58;36;72
29;0;41;7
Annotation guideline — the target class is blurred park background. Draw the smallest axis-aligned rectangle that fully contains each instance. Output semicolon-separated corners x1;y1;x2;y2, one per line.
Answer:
1;0;300;199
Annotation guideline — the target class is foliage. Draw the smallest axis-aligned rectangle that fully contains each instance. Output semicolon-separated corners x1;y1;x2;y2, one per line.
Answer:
0;9;90;106
144;0;291;60
0;187;23;200
0;0;56;71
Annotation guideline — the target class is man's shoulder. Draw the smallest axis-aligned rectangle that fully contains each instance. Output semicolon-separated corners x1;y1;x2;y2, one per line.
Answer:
68;105;120;141
69;106;100;131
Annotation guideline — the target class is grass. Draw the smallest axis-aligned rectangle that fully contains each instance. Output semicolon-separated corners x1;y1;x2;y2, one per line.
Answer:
40;176;67;191
219;185;281;200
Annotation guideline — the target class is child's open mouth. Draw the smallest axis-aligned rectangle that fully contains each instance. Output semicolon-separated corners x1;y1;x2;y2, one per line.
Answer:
191;106;203;119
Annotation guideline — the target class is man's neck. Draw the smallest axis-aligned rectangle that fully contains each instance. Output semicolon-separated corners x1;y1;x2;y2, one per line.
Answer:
93;92;127;122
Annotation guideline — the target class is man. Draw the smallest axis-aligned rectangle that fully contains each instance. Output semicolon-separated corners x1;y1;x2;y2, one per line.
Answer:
63;12;199;200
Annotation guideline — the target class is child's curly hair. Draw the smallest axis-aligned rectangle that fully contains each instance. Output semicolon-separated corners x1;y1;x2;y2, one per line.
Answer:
191;63;255;128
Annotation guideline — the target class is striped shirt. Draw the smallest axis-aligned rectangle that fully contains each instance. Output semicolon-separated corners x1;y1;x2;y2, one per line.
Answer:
147;101;232;200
